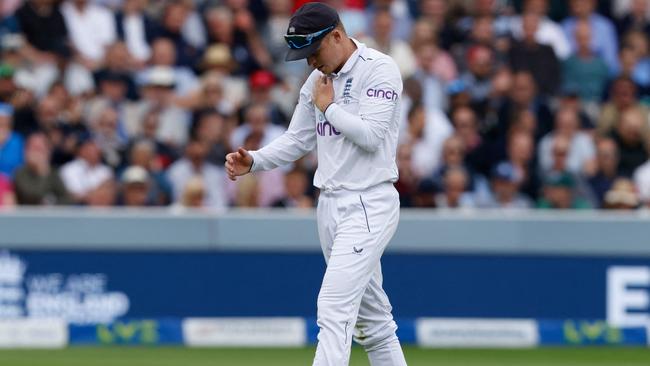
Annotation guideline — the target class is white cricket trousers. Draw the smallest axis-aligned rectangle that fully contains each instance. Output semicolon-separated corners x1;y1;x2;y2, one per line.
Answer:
313;182;407;366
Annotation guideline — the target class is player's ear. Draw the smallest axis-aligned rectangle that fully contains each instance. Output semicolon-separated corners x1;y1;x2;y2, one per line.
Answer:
331;29;343;43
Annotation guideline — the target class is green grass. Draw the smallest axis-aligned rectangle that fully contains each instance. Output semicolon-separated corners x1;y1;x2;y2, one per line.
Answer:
0;347;649;366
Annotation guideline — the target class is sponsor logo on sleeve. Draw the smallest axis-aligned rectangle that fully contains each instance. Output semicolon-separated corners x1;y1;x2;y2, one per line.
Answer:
366;88;398;101
316;113;340;137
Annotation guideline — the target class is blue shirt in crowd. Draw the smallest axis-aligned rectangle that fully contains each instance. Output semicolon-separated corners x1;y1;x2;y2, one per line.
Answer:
562;14;620;75
0;132;24;178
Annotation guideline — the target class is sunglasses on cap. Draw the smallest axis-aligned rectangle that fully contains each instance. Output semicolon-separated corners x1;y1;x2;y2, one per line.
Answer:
284;25;335;50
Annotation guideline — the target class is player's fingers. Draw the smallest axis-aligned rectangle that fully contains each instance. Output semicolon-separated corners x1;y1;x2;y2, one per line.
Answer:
238;147;249;157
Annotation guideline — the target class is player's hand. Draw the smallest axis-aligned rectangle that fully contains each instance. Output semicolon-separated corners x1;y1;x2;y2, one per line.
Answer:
313;75;334;113
225;147;253;181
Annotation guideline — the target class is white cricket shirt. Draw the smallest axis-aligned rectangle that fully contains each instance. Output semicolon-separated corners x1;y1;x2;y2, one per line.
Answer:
249;39;402;191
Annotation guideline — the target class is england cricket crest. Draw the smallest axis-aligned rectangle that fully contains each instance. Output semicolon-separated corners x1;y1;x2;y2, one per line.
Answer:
343;77;353;104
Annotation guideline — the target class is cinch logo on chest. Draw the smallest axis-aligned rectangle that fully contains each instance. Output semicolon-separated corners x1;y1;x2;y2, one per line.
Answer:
366;88;398;101
317;120;341;136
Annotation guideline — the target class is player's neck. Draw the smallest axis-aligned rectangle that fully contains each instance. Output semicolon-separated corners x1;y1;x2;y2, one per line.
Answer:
333;38;358;74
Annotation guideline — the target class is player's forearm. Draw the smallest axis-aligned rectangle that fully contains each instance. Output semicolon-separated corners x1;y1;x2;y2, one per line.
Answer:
324;104;386;152
249;133;311;172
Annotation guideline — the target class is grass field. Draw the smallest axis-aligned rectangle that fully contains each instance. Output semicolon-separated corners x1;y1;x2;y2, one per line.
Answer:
1;347;649;366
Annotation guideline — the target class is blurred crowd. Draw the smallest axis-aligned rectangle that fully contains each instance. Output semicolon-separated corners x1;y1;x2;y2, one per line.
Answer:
1;0;650;211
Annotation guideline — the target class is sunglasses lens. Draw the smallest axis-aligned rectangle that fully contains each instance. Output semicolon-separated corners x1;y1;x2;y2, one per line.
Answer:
285;36;312;49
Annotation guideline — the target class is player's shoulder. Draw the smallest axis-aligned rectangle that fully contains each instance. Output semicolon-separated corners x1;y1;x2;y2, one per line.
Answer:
357;44;401;78
358;43;398;67
299;69;324;95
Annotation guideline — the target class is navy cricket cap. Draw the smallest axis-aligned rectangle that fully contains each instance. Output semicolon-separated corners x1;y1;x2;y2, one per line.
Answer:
284;2;340;61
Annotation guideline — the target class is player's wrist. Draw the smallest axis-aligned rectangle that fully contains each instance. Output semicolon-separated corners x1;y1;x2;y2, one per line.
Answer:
322;101;335;114
247;156;254;173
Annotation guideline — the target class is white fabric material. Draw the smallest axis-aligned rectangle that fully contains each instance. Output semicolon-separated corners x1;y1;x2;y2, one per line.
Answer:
60;158;113;196
314;183;406;366
634;160;650;202
250;40;402;192
61;2;116;61
247;40;405;365
123;14;151;62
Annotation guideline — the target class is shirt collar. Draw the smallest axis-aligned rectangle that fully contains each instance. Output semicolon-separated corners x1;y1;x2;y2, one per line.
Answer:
330;38;366;79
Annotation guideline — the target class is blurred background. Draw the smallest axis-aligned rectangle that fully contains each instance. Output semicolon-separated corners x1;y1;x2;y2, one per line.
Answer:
1;0;650;364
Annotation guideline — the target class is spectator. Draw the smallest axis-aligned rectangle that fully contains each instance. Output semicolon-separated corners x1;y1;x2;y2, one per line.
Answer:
597;77;648;136
562;0;619;74
34;94;86;167
452;16;498;73
180;72;235;117
139;37;199;97
117;165;154;206
456;0;511;41
126;138;171;205
261;0;293;64
14;132;72;205
434;166;475;209
538;107;596;176
0;172;15;206
0;103;23;177
588;138;621;207
59;134;114;204
114;0;160;64
480;161;533;209
131;66;190;147
615;0;650;36
494;71;554;142
191;109;230;166
0;62;17;101
509;12;560;96
538;136;595;207
271;168;313;208
509;0;571;60
620;30;650;93
433;135;466;181
364;7;416;78
240;70;289;126
127;109;177;168
0;6;19;41
84;178;116;206
506;131;540;200
537;171;592;209
93;42;138;100
199;44;247;108
399;102;452;180
204;6;271;76
61;0;117;70
365;0;413;42
394;143;417;207
230;103;284;150
603;177;640;210
610;108;649;177
408;41;447;111
157;1;200;69
90;105;128;169
562;20;609;103
15;0;69;62
458;45;494;108
166;137;227;209
451;106;490;176
418;0;461;49
173;175;206;210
